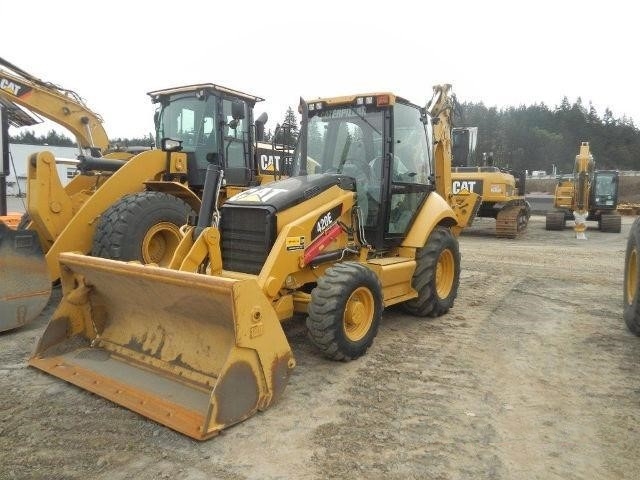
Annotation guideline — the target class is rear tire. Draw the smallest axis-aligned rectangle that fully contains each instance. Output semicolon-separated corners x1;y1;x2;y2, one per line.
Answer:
599;213;622;233
92;191;193;266
624;218;640;335
401;226;460;317
545;211;565;230
306;262;383;361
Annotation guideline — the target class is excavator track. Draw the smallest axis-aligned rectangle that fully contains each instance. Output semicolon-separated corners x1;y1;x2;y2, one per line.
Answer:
495;204;529;239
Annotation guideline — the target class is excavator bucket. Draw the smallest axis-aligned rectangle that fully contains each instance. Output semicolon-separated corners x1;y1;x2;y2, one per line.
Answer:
29;253;295;440
0;222;51;332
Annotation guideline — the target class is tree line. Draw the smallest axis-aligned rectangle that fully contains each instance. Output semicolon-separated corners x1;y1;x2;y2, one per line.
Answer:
455;98;640;174
11;100;640;174
9;129;154;150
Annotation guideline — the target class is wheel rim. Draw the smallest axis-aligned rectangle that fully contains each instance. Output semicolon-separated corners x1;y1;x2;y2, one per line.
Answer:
141;222;181;266
435;249;455;299
343;287;375;342
627;246;638;306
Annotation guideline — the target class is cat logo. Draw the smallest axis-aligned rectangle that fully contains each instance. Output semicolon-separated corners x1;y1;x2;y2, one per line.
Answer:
452;179;483;194
229;186;287;203
0;77;30;97
260;154;282;171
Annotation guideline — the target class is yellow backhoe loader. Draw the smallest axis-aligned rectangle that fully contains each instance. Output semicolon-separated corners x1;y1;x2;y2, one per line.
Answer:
451;127;530;238
545;142;621;238
29;84;477;440
1;65;285;331
624;217;640;335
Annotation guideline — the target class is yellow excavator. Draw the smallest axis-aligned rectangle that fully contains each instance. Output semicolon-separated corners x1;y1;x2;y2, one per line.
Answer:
624;218;640;335
0;55;122;230
0;97;40;227
545;142;621;238
29;84;478;440
451;127;530;238
1;55;123;331
0;57;285;332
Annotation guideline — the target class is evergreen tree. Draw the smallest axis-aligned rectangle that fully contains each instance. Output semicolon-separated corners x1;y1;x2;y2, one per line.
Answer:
457;98;640;172
276;106;299;147
308;121;323;160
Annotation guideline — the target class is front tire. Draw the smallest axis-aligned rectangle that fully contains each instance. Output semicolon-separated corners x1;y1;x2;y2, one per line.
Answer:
306;262;383;361
92;191;193;266
402;226;460;317
624;218;640;335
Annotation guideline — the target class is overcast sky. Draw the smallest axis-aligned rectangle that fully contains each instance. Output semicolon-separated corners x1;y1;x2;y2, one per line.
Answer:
3;0;637;141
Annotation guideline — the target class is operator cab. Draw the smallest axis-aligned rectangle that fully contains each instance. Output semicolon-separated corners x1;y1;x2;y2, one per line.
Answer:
591;170;619;210
292;94;435;250
452;127;478;167
149;84;266;191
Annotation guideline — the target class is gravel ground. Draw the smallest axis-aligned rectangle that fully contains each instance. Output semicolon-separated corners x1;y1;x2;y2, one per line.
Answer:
1;214;639;480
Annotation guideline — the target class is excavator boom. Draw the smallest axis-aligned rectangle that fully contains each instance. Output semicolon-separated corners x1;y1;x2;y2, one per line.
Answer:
0;56;109;153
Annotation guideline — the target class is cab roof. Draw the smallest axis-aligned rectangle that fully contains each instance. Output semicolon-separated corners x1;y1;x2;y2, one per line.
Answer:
306;92;419;109
147;83;264;105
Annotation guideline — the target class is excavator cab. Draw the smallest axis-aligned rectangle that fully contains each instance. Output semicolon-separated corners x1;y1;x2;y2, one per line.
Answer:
452;127;478;167
590;170;619;212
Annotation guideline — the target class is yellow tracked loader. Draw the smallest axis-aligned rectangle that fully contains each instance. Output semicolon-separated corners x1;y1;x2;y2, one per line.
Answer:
30;84;477;439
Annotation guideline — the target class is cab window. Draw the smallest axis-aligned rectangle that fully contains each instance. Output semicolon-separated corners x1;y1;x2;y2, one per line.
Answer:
222;98;248;168
388;102;431;234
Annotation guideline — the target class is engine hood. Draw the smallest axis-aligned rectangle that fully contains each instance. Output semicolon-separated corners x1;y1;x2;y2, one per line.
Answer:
225;174;356;212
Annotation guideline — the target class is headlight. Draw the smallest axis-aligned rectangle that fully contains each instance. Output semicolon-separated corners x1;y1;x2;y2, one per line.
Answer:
161;138;183;152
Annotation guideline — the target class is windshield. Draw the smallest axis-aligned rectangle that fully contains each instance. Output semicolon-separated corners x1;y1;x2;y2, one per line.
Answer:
157;94;217;153
293;105;383;177
594;172;617;197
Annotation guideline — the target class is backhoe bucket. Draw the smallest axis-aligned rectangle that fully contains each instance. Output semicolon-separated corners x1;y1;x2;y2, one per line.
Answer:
29;253;295;440
0;222;51;332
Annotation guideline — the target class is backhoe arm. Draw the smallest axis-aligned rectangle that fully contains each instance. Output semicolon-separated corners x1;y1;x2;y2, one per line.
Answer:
428;84;455;200
427;84;480;231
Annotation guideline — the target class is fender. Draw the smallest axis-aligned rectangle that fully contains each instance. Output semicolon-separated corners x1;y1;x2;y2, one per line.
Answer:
145;180;201;212
43;149;187;281
401;192;458;248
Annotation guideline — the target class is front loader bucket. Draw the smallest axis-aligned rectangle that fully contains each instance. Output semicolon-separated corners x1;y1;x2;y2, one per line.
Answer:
0;222;51;332
29;253;295;440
